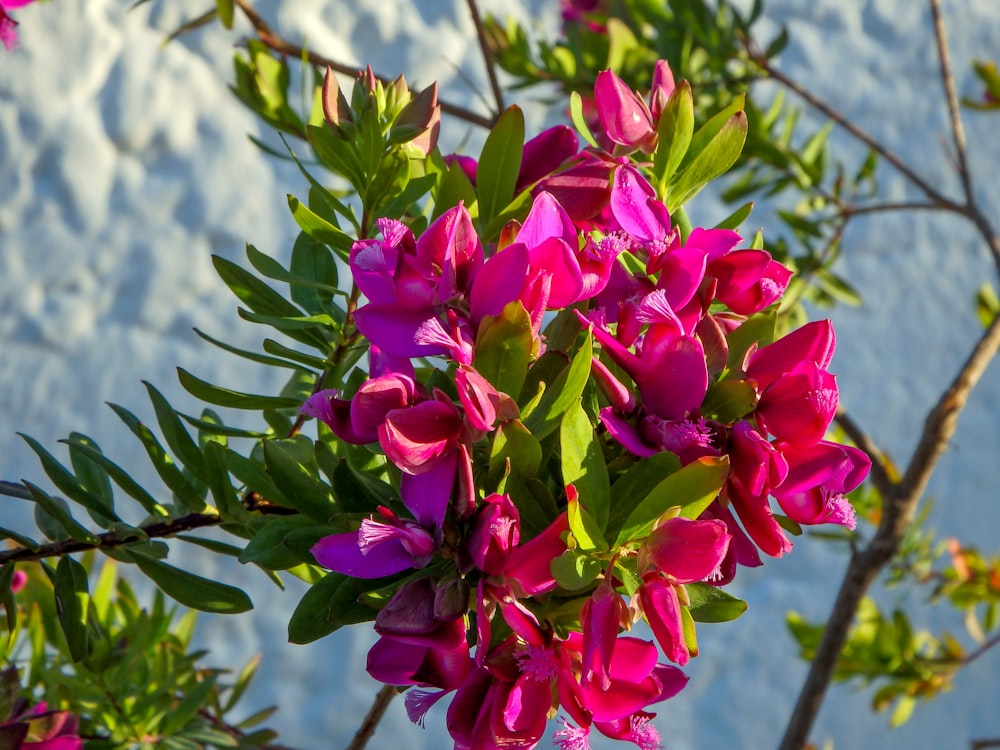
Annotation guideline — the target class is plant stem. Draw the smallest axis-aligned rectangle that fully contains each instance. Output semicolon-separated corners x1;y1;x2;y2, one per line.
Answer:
344;685;397;750
465;0;504;117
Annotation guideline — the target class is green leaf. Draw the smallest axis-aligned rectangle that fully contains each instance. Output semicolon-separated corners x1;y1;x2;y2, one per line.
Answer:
566;489;607;552
192;328;312;373
21;482;98;544
328;452;398;514
306;124;366;188
715;201;754;231
605;453;682;543
176;368;301;411
54;557;90;662
561;402;611;534
66;433;115;516
108;403;207;513
202;441;246;520
668;111;748;211
476;105;524;230
474;301;533;399
614;456;729;546
215;0;234;28
653;80;694;186
225;449;291;506
569;91;598;149
701;379;757;423
18;433;118;527
289;232;340;314
143;382;207;483
551;549;602;591
263;438;338;522
239;516;321;570
433;159;479;220
287;195;354;253
686;582;748;623
59;437;168;518
262;339;329;370
125;550;252;614
287;572;380;644
725;309;777;372
488;420;542;484
523;331;592;440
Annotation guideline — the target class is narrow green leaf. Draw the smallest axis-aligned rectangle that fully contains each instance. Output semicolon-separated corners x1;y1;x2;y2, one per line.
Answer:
262;438;338;522
262;339;328;369
569;91;599;148
21;482;98;544
653;80;694;186
701;379;757;423
476;105;524;229
176;369;301;411
238;516;320;570
668;112;748;211
287;195;354;253
143;382;207;483
289;232;340;314
54;557;90;662
59;437;168;518
725;310;777;372
566;490;607;552
488;420;542;484
225;449;290;506
433;159;479;220
66;433;115;516
715;201;754;231
193;328;313;371
0;564;18;632
561;402;611;533
108;403;207;513
212;253;305;319
614;456;729;546
125;550;252;614
0;526;39;550
215;0;234;28
287;572;380;644
523;331;592;440
177;412;272;439
202;441;246;520
18;434;118;527
686;582;748;623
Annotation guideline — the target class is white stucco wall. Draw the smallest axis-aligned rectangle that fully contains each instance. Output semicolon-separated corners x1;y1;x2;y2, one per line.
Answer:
2;1;999;748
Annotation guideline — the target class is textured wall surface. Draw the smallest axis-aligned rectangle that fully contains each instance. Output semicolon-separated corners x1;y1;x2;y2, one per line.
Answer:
2;1;999;748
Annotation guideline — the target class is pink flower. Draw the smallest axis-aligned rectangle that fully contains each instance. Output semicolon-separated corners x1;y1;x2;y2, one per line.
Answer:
0;0;34;52
773;440;870;529
635;517;731;665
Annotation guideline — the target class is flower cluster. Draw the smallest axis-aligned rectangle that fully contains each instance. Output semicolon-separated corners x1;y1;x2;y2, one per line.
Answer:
302;61;869;749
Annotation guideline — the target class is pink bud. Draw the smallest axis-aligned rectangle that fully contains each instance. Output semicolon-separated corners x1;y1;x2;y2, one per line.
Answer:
594;70;656;152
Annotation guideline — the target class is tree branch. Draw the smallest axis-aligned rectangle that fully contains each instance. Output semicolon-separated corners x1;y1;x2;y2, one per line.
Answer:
745;45;956;209
930;0;975;206
464;0;504;117
0;512;224;565
344;685;397;750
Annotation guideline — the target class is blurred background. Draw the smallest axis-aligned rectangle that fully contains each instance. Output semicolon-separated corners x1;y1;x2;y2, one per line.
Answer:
2;0;999;747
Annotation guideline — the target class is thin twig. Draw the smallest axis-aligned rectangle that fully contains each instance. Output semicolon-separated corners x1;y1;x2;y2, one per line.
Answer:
746;45;956;208
344;685;397;750
841;201;956;218
971;739;1000;749
833;408;893;498
464;0;504;117
0;512;223;565
963;628;1000;667
233;0;496;130
930;0;975;206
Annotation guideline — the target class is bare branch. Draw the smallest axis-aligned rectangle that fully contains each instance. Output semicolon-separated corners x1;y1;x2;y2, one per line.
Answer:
465;0;504;117
745;45;957;208
344;685;398;750
930;0;975;206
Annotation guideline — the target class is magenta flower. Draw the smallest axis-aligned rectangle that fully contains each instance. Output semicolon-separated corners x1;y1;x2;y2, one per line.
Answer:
754;361;838;447
773;440;871;529
466;493;520;576
0;669;81;750
310;505;438;579
10;569;26;593
366;578;471;691
0;0;34;52
636;517;730;665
